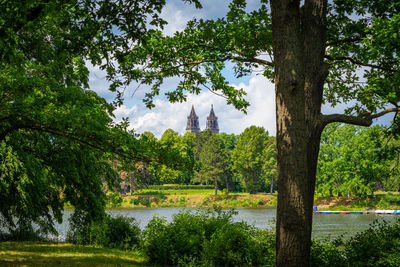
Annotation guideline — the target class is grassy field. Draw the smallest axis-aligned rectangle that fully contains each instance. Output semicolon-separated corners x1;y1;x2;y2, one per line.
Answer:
106;188;400;210
112;189;278;208
0;242;147;266
314;191;400;210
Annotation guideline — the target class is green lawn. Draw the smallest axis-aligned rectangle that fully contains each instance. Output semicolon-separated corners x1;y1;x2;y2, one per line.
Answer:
133;188;215;195
0;242;148;266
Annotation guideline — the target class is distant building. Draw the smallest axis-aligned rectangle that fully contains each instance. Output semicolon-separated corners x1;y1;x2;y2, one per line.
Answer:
186;105;200;133
205;104;219;134
186;104;219;134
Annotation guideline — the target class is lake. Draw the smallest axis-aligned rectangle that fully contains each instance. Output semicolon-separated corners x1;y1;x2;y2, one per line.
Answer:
53;208;398;241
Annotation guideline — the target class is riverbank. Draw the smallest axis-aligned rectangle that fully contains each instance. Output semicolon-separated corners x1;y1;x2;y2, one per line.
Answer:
107;189;400;210
0;242;147;266
114;191;278;208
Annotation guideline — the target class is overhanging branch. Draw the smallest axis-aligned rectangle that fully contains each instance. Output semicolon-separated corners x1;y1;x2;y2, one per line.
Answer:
325;55;396;72
326;37;363;46
321;107;400;127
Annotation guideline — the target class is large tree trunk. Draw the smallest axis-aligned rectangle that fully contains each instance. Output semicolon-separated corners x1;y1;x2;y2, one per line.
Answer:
270;0;328;266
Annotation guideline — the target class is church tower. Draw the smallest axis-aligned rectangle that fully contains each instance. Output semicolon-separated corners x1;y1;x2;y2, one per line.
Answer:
186;105;200;133
205;104;219;134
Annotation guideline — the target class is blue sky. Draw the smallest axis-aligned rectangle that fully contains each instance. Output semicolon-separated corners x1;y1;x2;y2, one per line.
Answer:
88;0;393;138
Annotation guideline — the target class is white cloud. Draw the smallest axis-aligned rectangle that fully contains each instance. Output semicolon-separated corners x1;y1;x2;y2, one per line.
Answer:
159;0;263;36
112;75;276;138
159;3;193;36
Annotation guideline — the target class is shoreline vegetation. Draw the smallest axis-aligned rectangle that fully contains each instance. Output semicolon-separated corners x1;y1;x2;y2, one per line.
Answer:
2;210;400;266
98;188;400;211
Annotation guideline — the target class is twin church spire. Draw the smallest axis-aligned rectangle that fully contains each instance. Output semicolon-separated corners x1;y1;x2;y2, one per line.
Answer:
186;105;219;134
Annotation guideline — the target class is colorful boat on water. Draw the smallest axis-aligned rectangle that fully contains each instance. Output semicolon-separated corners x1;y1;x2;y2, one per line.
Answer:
313;207;400;215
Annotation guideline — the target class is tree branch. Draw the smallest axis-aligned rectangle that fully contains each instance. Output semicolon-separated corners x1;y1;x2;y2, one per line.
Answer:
233;49;274;66
326;37;363;47
321;107;400;127
324;55;396;72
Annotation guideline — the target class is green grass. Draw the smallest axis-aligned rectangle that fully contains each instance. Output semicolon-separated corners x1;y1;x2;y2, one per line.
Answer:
0;242;148;266
315;191;400;211
133;188;215;195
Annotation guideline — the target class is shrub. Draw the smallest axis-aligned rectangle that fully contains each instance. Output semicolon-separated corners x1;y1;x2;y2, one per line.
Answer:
142;208;276;266
130;198;139;206
310;218;400;267
67;215;141;250
147;184;214;190
310;237;345;267
203;223;275;266
142;211;207;265
178;196;186;203
0;224;46;242
107;191;122;207
138;197;151;207
343;219;400;266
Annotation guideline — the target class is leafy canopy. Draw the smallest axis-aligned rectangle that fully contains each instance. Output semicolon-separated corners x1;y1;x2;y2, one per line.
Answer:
0;0;199;235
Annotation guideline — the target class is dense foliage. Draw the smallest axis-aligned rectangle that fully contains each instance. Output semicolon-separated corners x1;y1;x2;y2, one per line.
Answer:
232;126;271;193
0;0;196;236
66;209;400;267
142;209;275;266
311;219;400;267
122;127;277;195
317;124;400;196
67;215;141;250
122;124;398;199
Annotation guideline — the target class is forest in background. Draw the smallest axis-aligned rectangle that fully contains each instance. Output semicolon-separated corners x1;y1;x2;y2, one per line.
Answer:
112;124;400;198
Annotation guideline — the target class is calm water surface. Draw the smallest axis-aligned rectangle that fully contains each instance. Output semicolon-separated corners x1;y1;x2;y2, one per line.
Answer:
55;208;398;241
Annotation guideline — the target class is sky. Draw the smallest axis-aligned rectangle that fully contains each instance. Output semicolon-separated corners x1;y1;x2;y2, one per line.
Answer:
88;0;393;139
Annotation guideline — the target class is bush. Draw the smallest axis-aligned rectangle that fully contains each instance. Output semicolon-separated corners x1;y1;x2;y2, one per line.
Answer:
67;215;141;250
107;191;122;207
310;218;400;267
310;237;345;267
0;225;46;242
138;197;151;207
147;184;214;190
130;198;139;206
203;223;275;266
343;219;400;266
142;208;276;266
142;211;208;265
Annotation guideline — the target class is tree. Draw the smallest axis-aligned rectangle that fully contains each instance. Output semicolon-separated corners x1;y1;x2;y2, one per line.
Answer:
385;139;400;192
262;137;277;194
217;133;238;195
116;1;399;265
0;0;198;236
317;124;391;197
197;135;228;196
232;126;270;194
147;129;196;185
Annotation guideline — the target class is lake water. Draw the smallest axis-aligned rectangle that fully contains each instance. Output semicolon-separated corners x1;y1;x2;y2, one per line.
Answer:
54;208;398;241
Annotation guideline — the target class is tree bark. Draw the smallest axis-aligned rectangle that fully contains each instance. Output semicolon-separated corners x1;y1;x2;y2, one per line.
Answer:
270;0;328;266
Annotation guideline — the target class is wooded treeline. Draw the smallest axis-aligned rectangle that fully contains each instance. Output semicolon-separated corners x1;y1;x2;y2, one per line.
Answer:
117;126;276;195
120;124;399;196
